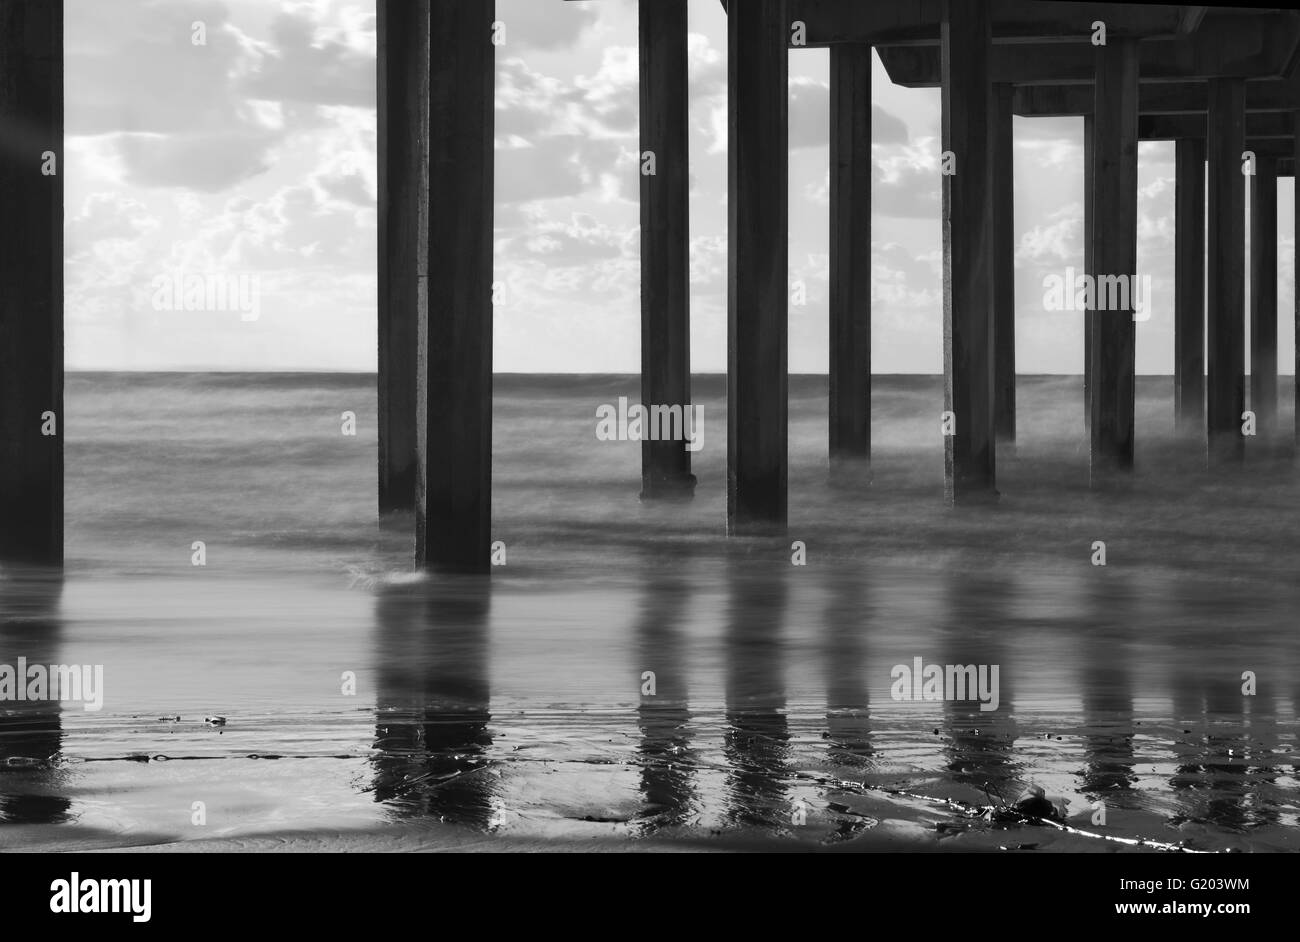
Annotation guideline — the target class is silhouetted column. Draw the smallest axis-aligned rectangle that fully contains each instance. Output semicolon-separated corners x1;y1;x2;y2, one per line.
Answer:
1088;37;1139;481
377;0;427;514
1206;78;1246;467
992;83;1015;446
1296;115;1300;447
1083;113;1094;431
941;0;995;502
728;0;789;533
1174;137;1206;434
829;44;872;464
1250;155;1278;439
639;0;695;499
416;0;495;572
0;1;63;565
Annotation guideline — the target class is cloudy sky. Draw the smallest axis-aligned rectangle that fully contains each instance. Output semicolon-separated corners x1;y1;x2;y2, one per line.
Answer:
64;0;1296;373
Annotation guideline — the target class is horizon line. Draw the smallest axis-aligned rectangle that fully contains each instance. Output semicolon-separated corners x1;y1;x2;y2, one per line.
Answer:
61;369;1291;378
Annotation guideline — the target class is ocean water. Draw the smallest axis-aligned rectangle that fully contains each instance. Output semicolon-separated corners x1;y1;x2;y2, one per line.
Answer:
1;372;1298;852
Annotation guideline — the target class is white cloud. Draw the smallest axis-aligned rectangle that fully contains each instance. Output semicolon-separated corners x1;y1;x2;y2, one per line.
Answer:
1016;205;1084;265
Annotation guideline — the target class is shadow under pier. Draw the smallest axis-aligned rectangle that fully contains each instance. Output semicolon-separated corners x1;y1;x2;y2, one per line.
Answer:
722;556;791;830
369;577;495;828
632;550;698;833
936;574;1019;804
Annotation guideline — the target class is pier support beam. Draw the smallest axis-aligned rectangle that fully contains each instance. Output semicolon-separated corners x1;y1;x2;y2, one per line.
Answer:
727;0;789;533
992;83;1015;446
0;1;63;566
941;0;996;502
829;43;872;465
377;0;427;514
1296;115;1300;448
1083;113;1093;432
1206;78;1247;467
639;0;695;500
1174;137;1206;435
416;0;495;572
1088;37;1139;482
1249;155;1278;440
